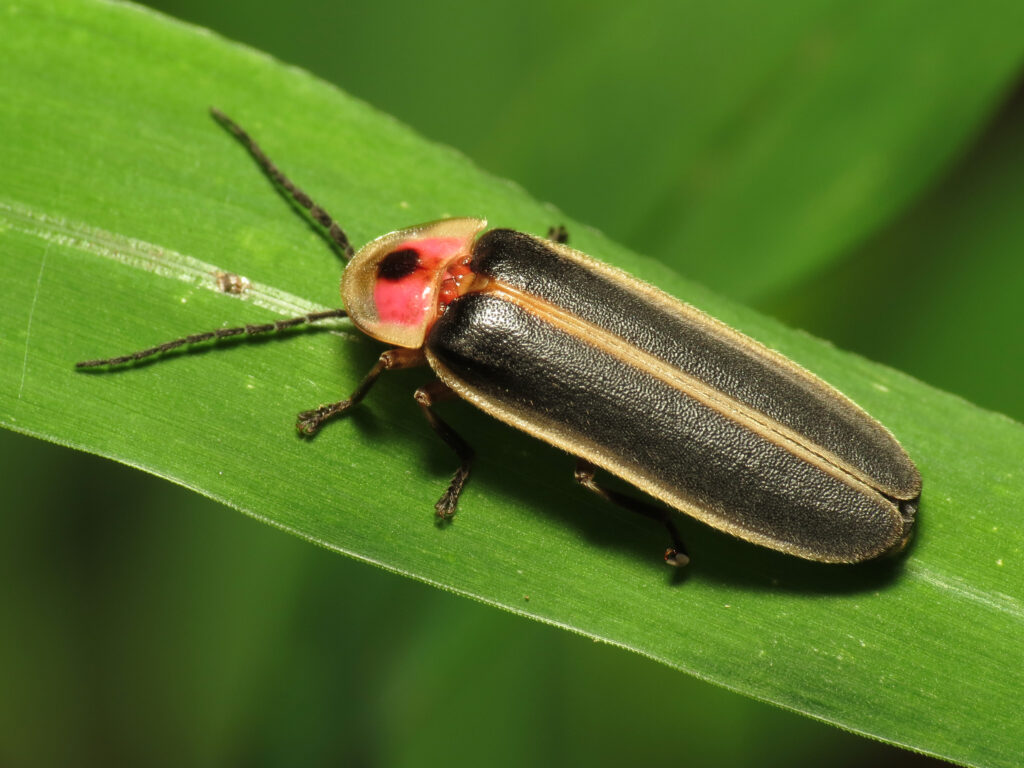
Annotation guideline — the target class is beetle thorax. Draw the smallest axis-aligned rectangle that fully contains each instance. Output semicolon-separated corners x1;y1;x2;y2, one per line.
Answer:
340;218;487;348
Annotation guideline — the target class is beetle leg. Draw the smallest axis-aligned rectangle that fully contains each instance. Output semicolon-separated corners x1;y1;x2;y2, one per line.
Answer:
414;380;475;520
296;348;425;436
574;458;690;567
546;225;569;244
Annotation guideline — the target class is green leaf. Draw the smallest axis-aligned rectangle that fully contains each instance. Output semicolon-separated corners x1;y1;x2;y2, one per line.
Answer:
169;0;1024;301
1;3;1021;768
765;87;1024;422
137;0;1024;424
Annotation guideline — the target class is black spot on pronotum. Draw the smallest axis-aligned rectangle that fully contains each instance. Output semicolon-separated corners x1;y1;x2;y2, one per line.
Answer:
378;248;420;280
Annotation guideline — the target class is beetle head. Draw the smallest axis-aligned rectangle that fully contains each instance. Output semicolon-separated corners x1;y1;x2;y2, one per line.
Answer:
341;218;487;348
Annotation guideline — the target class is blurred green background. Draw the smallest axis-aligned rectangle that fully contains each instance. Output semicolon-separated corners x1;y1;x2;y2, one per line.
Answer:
3;1;1022;766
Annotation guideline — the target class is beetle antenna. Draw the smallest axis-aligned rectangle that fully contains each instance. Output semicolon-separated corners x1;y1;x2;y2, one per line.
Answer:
210;107;355;261
76;308;348;368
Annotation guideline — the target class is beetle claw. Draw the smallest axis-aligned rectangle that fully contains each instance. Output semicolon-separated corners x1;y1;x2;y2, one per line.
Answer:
434;500;457;522
296;399;358;437
664;548;690;567
435;482;460;518
295;410;324;437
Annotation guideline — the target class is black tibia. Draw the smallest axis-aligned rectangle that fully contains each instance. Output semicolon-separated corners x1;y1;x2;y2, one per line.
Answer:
546;225;569;244
296;348;425;436
414;380;474;520
209;107;355;260
574;458;689;567
76;309;349;368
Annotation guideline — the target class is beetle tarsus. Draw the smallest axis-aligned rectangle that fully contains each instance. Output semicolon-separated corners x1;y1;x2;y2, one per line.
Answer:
415;381;474;520
575;458;689;566
296;356;387;436
434;470;468;520
296;401;352;436
296;348;426;436
664;547;690;567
